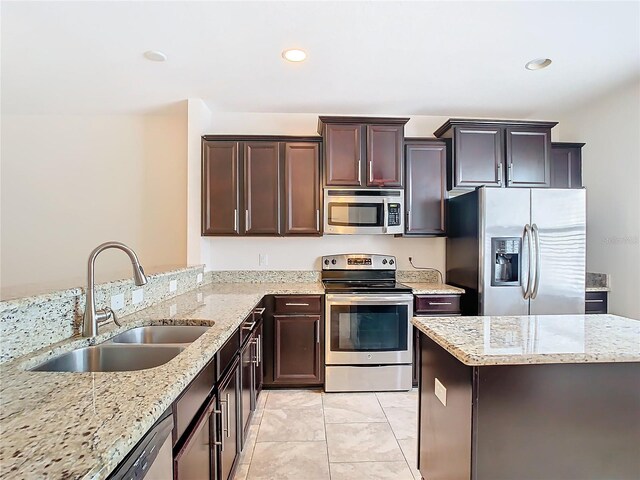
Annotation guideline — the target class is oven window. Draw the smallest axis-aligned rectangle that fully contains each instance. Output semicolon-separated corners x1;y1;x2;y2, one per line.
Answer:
327;203;383;227
330;305;408;351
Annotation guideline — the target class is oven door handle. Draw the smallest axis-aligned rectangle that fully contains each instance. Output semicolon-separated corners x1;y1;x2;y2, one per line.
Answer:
326;294;414;304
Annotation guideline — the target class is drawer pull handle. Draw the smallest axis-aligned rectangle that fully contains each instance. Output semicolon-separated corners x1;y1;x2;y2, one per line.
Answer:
253;307;266;315
242;321;257;330
429;302;453;305
585;299;604;303
285;302;310;306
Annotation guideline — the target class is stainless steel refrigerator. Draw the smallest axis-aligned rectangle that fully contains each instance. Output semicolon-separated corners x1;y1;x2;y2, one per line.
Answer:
446;187;586;316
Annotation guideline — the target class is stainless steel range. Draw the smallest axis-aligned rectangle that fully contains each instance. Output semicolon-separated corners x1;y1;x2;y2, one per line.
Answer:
322;253;413;392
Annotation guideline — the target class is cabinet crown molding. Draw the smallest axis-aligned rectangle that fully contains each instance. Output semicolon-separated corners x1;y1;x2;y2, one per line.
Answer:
433;118;559;138
317;116;410;134
551;142;586;148
202;135;321;143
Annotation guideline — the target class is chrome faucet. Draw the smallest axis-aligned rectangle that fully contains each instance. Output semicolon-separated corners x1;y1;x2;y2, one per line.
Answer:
82;241;148;337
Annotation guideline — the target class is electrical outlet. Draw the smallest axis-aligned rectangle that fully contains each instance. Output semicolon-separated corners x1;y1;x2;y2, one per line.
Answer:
169;304;177;316
169;279;177;293
197;292;203;303
132;288;144;305
259;253;268;266
196;273;203;284
110;293;125;311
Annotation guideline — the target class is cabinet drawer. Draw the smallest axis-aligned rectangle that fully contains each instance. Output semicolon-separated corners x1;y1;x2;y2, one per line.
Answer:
274;295;322;314
217;328;240;378
585;291;608;314
415;295;461;315
173;357;216;445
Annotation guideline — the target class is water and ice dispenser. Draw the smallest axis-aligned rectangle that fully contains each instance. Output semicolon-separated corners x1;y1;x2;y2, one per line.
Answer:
491;237;521;286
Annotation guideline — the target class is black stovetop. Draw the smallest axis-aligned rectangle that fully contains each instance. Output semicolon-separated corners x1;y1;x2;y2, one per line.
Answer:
322;280;413;294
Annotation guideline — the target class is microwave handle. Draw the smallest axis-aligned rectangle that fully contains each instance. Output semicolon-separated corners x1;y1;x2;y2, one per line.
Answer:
383;199;388;234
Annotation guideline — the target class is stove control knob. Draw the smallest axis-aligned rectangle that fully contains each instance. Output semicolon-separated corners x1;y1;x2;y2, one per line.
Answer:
324;259;330;266
331;259;337;265
382;259;387;265
389;259;395;265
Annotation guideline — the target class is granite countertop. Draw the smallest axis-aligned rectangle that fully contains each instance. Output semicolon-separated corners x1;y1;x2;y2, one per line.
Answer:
0;282;323;480
412;314;640;366
404;283;464;295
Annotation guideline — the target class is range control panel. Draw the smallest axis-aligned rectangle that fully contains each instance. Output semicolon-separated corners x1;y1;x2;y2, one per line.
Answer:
387;203;401;226
322;254;396;270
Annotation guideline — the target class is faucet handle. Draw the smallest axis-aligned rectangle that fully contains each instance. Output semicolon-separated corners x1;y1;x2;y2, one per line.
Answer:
100;307;121;327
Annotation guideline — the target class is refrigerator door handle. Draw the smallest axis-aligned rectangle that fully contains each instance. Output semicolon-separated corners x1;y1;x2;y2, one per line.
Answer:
531;223;541;299
523;224;533;299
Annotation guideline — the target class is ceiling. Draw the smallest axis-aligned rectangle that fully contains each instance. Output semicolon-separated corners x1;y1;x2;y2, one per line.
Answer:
2;1;639;117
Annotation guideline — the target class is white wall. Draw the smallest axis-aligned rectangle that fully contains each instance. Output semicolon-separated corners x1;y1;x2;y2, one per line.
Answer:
0;111;188;298
555;79;640;319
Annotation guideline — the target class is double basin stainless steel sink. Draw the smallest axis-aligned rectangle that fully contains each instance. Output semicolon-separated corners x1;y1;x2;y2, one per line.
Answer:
31;325;211;373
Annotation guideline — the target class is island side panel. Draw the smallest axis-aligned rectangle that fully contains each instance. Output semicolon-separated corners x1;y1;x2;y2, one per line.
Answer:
419;333;474;480
474;362;640;480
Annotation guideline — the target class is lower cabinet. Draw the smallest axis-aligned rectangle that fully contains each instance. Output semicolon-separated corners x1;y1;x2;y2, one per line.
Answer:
273;314;323;385
217;360;240;480
240;320;263;446
585;291;608;313
174;394;218;480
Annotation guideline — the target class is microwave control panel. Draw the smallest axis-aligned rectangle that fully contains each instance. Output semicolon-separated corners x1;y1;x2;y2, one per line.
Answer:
387;203;401;226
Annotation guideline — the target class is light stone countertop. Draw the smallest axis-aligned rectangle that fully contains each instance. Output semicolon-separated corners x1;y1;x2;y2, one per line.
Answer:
412;314;640;366
0;282;323;480
586;286;610;292
404;283;464;295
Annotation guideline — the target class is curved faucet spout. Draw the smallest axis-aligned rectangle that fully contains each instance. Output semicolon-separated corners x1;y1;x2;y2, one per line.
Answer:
83;242;148;337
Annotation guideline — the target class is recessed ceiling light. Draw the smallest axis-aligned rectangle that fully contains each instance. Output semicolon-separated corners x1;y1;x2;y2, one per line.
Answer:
143;50;167;62
282;49;307;62
525;58;552;70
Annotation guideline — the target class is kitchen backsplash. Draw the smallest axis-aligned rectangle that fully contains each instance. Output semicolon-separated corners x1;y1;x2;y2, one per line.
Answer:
0;265;208;363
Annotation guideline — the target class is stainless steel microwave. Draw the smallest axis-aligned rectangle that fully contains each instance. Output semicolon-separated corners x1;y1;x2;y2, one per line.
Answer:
323;189;404;235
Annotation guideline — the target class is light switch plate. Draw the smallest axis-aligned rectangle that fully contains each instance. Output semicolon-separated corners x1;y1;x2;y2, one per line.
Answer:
132;288;144;305
196;273;203;284
259;253;268;266
110;293;125;311
169;304;177;316
435;377;447;406
169;280;177;293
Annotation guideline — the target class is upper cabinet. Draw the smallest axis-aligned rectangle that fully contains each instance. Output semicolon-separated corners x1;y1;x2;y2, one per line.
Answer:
434;119;558;190
404;139;447;236
318;116;409;188
550;142;584;189
201;136;322;237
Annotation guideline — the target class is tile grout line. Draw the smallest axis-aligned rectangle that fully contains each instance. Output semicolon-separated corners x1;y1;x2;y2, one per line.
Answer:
321;391;333;480
243;390;268;480
375;391;417;478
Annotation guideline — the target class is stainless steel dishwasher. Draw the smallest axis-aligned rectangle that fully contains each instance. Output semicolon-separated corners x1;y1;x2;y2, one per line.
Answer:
108;409;173;480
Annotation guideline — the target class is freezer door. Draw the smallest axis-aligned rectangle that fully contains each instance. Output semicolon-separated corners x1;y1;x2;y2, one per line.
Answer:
479;187;531;316
530;189;586;314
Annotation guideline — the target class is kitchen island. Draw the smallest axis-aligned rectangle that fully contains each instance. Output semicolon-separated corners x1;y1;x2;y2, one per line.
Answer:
412;314;640;480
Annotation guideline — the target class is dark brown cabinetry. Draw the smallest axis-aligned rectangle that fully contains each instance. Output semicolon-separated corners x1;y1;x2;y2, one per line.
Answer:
585;291;608;313
270;295;324;386
202;142;241;235
283;143;321;234
550;142;584;188
202;136;322;237
244;142;280;235
174;394;217;480
217;360;239;480
434;119;558;190
318;116;408;188
404;139;447;235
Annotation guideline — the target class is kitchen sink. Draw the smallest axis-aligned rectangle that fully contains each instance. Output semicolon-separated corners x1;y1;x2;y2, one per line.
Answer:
30;344;185;372
108;325;211;345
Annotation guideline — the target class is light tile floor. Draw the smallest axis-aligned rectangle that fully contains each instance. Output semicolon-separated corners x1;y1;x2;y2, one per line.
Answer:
233;389;421;480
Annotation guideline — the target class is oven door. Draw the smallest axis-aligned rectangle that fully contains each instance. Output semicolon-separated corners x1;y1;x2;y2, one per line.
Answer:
325;294;413;365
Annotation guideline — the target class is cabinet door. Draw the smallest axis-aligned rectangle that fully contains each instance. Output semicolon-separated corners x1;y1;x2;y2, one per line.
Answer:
367;124;404;187
240;341;253;443
174;395;216;480
274;315;322;384
244;142;280;235
202;141;240;235
505;127;551;187
453;127;503;188
253;322;264;406
551;145;583;188
405;141;446;235
218;363;239;480
324;124;364;186
283;143;321;235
